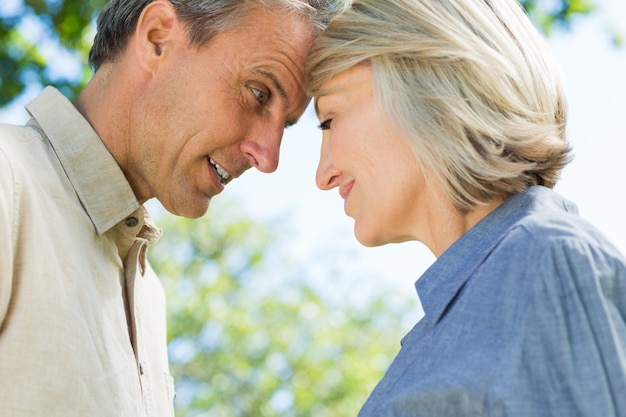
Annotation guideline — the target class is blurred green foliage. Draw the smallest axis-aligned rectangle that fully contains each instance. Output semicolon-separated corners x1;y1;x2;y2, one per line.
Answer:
0;0;106;104
520;0;596;35
149;202;413;416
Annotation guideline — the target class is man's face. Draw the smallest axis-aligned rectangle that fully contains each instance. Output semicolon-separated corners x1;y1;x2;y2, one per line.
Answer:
127;7;315;218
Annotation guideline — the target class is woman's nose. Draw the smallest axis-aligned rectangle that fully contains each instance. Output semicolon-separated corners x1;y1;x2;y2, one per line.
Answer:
315;139;341;190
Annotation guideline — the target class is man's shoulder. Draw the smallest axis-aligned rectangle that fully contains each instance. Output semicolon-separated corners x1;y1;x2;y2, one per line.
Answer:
0;121;57;192
0;122;45;155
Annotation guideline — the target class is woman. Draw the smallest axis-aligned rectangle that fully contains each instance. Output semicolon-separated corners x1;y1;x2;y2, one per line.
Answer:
306;0;626;416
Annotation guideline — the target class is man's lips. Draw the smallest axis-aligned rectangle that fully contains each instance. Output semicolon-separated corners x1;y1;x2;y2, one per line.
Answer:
208;157;233;185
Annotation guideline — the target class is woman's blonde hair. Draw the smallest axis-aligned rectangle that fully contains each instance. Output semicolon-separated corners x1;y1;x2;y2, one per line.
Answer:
306;0;572;213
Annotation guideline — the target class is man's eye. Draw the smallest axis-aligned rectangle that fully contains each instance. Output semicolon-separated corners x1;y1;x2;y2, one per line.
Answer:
318;118;332;130
251;87;270;104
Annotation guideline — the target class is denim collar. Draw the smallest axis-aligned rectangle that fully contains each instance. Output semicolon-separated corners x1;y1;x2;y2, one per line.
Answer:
416;186;579;325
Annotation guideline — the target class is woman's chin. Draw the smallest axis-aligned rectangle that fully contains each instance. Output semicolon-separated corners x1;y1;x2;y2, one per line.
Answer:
354;226;386;248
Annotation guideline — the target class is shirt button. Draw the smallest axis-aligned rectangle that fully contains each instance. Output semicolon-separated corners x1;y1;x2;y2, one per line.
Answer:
125;217;139;227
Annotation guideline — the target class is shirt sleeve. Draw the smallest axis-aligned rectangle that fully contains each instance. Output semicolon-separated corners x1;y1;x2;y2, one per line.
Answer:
535;236;626;416
0;145;15;325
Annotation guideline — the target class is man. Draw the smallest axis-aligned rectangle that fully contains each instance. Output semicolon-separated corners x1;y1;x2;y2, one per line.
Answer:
0;0;342;415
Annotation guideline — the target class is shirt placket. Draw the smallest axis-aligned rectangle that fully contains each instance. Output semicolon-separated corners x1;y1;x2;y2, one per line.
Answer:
119;208;162;417
126;235;153;416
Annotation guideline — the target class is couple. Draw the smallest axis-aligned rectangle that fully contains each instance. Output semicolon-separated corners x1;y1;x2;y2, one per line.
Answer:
1;0;625;416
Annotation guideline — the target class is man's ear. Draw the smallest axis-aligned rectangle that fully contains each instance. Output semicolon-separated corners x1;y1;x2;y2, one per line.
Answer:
133;0;181;72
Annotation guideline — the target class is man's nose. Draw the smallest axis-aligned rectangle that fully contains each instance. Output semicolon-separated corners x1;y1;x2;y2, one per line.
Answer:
240;122;284;173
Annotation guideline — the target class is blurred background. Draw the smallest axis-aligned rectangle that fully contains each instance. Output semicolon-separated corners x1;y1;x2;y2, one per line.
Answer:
1;1;625;416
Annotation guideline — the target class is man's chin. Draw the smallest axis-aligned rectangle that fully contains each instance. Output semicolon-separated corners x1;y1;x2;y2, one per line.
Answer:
164;197;211;219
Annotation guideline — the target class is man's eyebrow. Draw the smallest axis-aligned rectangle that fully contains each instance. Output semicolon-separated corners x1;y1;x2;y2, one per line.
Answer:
255;68;306;128
254;68;287;104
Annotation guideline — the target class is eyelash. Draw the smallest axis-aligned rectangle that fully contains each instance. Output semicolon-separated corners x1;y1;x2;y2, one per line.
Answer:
318;119;332;130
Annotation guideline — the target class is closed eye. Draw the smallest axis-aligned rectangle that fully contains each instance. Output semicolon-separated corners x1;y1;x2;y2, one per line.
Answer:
318;118;332;130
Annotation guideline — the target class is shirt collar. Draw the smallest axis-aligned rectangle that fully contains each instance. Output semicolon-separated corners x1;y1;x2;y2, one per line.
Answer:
25;86;140;235
416;186;579;325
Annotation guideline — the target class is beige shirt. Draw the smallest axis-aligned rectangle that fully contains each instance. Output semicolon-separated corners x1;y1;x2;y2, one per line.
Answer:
0;87;175;416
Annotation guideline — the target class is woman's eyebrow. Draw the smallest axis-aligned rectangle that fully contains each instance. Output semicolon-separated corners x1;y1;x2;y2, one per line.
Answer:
314;98;321;119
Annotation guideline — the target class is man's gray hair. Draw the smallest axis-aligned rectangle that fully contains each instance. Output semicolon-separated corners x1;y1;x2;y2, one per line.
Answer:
88;0;346;71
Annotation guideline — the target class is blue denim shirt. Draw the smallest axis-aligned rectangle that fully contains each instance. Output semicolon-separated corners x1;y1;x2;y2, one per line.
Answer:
359;186;626;417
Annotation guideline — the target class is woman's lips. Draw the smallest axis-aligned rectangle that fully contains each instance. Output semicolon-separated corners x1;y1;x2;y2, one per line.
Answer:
339;180;354;201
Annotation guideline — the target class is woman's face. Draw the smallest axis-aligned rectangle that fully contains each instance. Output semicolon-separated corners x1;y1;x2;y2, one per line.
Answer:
314;65;442;247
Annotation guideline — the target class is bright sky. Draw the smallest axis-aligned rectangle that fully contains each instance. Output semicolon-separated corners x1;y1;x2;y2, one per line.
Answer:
1;0;624;310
